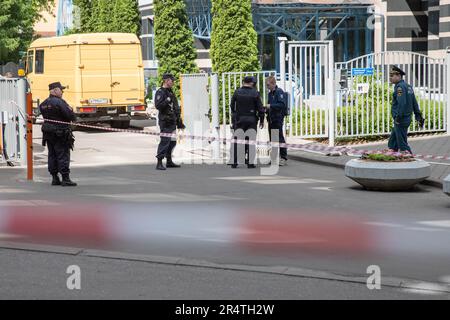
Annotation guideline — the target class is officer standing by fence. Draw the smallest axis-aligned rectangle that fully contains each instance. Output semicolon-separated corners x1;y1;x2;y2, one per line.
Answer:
39;82;77;186
265;76;288;166
388;66;425;154
155;73;185;171
230;76;265;168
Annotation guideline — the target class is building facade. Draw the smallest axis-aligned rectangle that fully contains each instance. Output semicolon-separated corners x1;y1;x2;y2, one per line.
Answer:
138;0;212;77
383;0;450;59
140;0;379;74
34;0;60;38
45;0;450;74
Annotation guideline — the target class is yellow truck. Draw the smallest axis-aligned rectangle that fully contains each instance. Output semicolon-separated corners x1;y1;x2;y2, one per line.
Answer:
26;33;146;128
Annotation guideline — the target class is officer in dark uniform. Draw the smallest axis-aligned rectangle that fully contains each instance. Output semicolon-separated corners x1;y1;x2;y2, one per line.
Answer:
230;76;265;168
39;82;77;186
388;66;425;154
154;73;185;170
265;75;288;166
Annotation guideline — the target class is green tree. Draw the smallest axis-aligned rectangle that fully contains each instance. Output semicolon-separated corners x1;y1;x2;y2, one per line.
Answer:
72;0;93;32
112;0;141;35
71;0;140;35
0;0;54;63
210;0;260;73
89;0;115;33
154;0;198;96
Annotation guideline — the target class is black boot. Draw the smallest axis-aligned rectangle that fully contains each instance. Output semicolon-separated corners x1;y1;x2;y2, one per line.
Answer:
247;164;256;169
156;158;166;170
51;174;61;186
231;164;238;169
166;157;180;168
61;174;77;187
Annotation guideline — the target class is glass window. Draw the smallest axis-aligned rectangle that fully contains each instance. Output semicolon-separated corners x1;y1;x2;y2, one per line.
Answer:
27;50;34;74
142;19;148;35
148;37;154;60
148;18;154;34
35;50;44;74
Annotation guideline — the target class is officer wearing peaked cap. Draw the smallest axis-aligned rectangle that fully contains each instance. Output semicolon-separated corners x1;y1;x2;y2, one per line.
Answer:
388;66;425;154
39;82;77;186
154;73;185;170
229;76;265;168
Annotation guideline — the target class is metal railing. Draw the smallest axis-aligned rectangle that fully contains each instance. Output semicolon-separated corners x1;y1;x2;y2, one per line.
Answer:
0;78;28;165
286;41;334;141
335;51;447;138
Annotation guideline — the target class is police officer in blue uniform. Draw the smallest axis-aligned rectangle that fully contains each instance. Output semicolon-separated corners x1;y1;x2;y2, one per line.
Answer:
265;75;288;166
388;66;425;154
154;73;185;171
230;76;265;168
39;82;77;186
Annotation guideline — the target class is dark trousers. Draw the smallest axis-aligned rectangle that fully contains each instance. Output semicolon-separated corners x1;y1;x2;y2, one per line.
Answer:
47;139;71;175
388;124;412;153
231;123;257;165
268;120;287;160
156;123;177;160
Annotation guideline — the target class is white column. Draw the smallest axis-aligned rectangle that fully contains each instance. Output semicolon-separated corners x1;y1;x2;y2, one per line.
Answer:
211;73;221;159
446;49;450;135
328;41;336;147
278;37;288;92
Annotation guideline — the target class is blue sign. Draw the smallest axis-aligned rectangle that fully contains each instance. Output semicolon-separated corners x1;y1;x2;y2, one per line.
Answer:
352;68;374;76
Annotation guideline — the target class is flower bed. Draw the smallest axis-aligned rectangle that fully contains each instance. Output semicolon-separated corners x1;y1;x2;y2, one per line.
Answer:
360;149;415;162
345;154;431;191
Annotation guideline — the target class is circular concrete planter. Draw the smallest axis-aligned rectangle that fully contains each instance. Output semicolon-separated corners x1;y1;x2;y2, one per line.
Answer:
345;159;431;191
444;175;450;196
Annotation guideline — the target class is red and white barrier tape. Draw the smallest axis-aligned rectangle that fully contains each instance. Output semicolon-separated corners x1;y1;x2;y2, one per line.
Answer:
0;205;379;254
8;95;450;161
29;115;354;154
1;205;449;256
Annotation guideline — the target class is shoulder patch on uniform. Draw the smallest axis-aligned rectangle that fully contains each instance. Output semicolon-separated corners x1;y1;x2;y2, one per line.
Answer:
407;86;414;94
156;94;161;101
397;87;403;96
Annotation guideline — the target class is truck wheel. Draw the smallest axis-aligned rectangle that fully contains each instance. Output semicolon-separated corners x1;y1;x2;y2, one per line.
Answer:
111;120;130;129
120;120;130;129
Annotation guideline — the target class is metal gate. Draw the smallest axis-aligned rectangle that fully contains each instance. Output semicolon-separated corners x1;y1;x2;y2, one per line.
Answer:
180;73;210;151
0;78;28;165
335;51;447;138
286;41;334;141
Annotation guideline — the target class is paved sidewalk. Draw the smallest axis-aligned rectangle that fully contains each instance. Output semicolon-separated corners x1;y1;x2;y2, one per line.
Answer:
2;124;449;188
288;134;450;188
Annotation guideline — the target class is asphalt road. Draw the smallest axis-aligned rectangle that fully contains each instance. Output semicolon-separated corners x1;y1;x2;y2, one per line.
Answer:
1;127;450;299
0;248;437;300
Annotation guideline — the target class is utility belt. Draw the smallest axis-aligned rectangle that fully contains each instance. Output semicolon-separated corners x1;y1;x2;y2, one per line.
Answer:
159;114;177;127
42;122;75;150
236;112;257;117
42;121;70;133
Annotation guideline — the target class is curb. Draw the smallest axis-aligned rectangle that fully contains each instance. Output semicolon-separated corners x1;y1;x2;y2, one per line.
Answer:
288;153;444;189
1;241;449;294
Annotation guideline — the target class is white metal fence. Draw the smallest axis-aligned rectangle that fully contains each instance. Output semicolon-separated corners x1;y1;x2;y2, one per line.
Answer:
286;41;334;140
221;71;276;125
335;51;447;138
203;46;449;155
0;78;28;165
